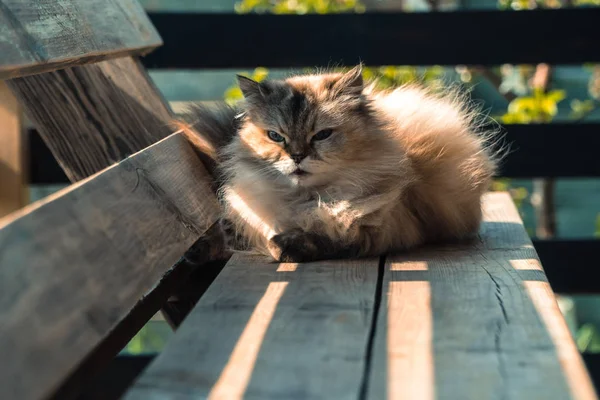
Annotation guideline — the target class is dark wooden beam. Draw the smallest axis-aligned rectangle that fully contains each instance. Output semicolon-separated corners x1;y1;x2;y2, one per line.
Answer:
28;123;600;183
533;239;600;294
143;9;600;69
0;0;162;79
499;124;600;178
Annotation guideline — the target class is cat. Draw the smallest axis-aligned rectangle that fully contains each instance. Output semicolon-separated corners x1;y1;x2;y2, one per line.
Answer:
176;65;499;262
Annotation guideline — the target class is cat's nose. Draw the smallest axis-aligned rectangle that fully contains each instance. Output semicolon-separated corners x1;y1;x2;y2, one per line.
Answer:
290;154;306;164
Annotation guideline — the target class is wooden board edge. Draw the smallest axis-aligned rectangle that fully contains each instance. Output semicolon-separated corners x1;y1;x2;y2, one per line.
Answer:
0;45;161;80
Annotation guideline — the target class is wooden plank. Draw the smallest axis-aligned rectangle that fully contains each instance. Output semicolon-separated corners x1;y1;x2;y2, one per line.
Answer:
0;0;162;79
8;56;174;182
0;80;27;216
125;255;381;399
367;192;597;400
144;9;600;69
0;133;221;400
498;124;600;178
533;239;600;294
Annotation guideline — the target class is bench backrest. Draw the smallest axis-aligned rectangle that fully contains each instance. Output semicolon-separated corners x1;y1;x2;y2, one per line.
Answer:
0;2;221;398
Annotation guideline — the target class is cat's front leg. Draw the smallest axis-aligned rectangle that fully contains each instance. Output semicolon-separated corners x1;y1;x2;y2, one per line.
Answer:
267;228;361;263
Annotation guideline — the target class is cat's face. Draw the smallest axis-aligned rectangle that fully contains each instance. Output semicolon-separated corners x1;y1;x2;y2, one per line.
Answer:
235;66;383;188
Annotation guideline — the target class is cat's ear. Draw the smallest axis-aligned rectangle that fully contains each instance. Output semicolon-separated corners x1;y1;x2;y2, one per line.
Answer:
332;64;364;97
237;75;272;99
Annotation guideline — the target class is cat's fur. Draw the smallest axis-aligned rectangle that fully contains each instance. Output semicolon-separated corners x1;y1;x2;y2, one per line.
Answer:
176;66;498;262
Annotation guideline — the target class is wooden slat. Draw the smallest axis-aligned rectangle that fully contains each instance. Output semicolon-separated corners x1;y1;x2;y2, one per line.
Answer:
8;56;174;182
0;133;221;400
144;9;600;69
367;192;597;400
0;0;162;79
0;80;26;216
533;239;600;294
499;123;600;178
125;255;381;399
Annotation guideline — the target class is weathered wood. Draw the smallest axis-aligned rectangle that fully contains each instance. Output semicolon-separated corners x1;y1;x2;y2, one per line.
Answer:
0;80;27;216
367;192;597;400
7;57;173;182
0;0;162;79
125;255;380;400
0;133;221;400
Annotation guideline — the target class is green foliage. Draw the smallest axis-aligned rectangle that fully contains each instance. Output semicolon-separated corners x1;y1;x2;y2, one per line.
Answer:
123;322;171;355
224;67;269;105
595;214;600;238
224;65;448;104
235;0;365;14
576;323;600;353
498;0;561;10
574;0;600;5
570;99;596;119
500;89;566;124
497;0;600;9
364;65;447;90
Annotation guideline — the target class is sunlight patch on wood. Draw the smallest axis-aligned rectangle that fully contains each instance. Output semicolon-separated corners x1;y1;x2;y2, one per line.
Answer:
209;281;288;400
523;281;598;400
387;260;434;400
510;258;543;271
276;263;298;272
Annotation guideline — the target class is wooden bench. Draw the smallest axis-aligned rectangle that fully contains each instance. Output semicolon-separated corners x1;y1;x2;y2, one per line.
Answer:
0;1;597;399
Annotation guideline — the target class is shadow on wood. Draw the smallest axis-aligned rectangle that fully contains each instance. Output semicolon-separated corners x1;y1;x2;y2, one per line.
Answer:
0;133;221;400
124;194;596;400
125;255;380;399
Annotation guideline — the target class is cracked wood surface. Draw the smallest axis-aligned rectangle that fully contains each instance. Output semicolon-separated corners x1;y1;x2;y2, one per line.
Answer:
125;255;381;400
367;192;597;400
0;0;162;79
124;193;595;399
0;134;220;400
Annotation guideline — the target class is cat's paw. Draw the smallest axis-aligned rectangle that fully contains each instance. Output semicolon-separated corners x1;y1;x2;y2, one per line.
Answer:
268;229;321;263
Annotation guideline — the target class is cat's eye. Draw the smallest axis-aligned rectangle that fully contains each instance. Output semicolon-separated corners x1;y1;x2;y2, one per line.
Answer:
267;130;285;143
313;129;333;141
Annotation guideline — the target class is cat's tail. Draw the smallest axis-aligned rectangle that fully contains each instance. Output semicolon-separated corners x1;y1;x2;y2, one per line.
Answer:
172;102;239;178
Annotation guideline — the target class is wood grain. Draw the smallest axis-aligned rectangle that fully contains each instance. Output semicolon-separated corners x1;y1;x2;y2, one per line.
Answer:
0;133;220;400
7;56;174;182
0;0;162;79
125;255;380;400
0;80;26;216
367;192;597;400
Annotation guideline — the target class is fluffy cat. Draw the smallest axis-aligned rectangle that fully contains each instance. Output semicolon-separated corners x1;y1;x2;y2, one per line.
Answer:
176;65;498;262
